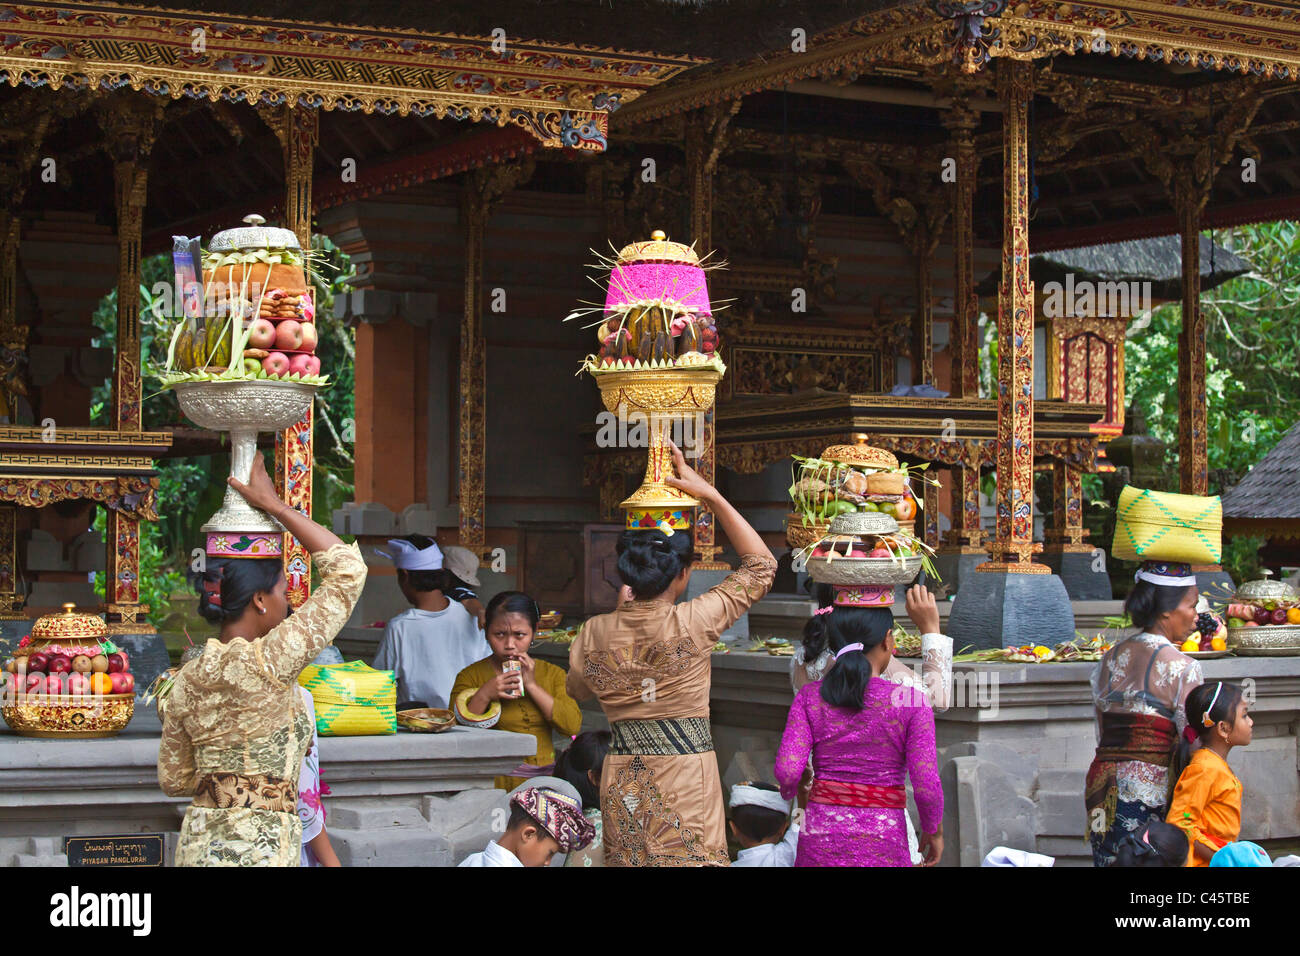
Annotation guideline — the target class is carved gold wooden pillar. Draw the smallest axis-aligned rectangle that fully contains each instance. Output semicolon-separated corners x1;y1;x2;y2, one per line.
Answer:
1044;462;1088;551
101;100;159;632
1174;175;1208;497
458;162;534;559
269;105;319;607
914;249;934;386
0;504;19;619
923;474;941;551
944;105;984;552
686;104;737;570
981;59;1040;573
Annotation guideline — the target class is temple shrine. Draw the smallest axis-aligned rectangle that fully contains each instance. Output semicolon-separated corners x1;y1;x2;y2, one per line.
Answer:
2;0;1300;867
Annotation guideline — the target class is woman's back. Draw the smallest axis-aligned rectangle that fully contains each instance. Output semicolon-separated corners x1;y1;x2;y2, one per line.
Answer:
568;553;775;721
777;679;936;789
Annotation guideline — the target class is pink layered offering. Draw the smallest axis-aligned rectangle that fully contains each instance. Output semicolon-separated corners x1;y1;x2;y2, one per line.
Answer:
605;260;712;319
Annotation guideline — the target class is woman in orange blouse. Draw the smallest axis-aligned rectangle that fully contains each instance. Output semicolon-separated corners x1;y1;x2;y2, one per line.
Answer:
1166;682;1251;866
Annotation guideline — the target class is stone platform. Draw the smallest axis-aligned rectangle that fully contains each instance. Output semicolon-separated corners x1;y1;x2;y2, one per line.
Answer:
534;641;1300;866
0;707;534;867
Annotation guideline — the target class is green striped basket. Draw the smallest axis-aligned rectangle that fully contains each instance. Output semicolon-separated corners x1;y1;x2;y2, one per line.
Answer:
298;659;396;737
1113;485;1223;565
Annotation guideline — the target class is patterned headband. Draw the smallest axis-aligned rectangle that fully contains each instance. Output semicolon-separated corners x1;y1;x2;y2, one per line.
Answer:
833;584;894;608
1135;561;1197;588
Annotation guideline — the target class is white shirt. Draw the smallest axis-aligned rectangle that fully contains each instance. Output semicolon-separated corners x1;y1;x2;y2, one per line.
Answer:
733;824;799;867
372;603;490;709
296;687;325;867
458;839;523;867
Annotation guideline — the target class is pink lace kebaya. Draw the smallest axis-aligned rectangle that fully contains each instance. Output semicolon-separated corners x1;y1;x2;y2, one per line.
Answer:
774;678;943;867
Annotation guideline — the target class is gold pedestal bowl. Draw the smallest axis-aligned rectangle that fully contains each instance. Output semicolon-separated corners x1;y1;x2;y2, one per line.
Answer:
596;365;722;529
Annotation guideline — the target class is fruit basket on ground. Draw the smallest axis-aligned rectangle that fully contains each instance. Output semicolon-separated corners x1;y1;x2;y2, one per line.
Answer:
2;604;136;738
1223;573;1300;656
567;230;726;531
786;439;927;549
797;511;934;587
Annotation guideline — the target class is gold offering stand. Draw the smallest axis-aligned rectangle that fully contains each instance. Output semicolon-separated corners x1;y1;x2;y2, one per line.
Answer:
2;604;134;738
595;365;723;527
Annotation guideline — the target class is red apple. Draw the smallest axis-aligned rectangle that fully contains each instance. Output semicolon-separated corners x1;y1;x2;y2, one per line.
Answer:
107;652;126;674
26;652;48;673
274;319;304;351
25;672;45;695
1271;608;1288;625
47;654;72;674
293;354;321;377
119;673;135;694
262;352;291;376
45;673;65;695
247;317;277;349
109;672;133;694
868;547;892;558
298;322;318;353
66;672;91;696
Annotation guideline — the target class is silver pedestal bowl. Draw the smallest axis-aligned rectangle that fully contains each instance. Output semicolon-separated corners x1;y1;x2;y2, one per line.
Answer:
172;379;318;533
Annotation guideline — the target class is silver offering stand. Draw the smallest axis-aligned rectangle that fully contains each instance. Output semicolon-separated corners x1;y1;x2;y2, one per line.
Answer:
172;379;318;533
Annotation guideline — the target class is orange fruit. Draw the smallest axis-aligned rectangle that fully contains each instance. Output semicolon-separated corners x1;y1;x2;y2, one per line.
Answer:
1288;607;1300;625
89;672;113;695
1211;636;1227;651
1180;639;1199;653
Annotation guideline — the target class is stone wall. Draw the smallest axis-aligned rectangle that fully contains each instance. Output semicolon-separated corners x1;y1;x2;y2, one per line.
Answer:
0;709;534;867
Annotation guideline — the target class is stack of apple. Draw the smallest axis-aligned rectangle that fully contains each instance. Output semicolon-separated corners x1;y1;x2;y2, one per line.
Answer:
242;288;321;379
3;647;134;700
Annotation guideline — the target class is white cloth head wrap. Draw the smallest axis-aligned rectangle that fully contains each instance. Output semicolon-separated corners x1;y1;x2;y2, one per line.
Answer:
375;538;444;571
729;783;791;815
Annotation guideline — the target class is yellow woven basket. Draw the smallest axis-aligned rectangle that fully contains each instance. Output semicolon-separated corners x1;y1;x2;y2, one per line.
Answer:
297;660;396;737
1113;486;1223;565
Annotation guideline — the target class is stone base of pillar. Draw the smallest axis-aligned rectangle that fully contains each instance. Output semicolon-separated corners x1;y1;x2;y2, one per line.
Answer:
683;568;749;642
947;568;1076;650
109;632;171;693
1193;565;1236;608
935;547;989;598
1041;548;1113;601
0;618;31;659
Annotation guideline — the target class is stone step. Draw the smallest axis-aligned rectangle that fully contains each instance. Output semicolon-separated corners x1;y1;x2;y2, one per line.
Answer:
1036;834;1093;863
327;826;451;867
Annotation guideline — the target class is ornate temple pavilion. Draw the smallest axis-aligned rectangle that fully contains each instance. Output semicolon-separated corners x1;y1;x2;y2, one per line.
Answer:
4;0;1300;641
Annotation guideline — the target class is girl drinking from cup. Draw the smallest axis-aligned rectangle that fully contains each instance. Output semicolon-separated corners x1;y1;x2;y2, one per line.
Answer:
452;591;582;789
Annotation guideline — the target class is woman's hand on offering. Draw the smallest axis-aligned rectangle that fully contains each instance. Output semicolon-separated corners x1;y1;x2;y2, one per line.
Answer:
905;584;941;635
227;453;284;515
918;829;943;867
664;440;716;503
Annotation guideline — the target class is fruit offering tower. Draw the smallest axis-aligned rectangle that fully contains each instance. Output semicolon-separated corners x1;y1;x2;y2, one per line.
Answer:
568;230;726;531
1;604;136;738
159;214;324;558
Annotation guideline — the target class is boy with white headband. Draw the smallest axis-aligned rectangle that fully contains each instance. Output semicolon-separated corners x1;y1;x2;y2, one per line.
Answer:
373;535;490;709
729;781;800;866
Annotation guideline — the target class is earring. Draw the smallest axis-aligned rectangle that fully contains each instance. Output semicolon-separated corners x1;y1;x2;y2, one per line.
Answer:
258;608;266;615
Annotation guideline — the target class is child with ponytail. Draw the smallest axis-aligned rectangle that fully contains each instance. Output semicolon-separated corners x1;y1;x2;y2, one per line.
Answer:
1166;682;1251;866
774;584;943;867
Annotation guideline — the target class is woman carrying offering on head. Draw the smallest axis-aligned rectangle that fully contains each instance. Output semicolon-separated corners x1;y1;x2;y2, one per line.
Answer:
451;591;583;790
773;586;943;867
1086;561;1204;867
158;453;367;867
566;442;778;867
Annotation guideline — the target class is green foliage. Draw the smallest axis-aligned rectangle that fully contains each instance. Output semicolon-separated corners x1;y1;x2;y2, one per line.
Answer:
1125;222;1300;494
